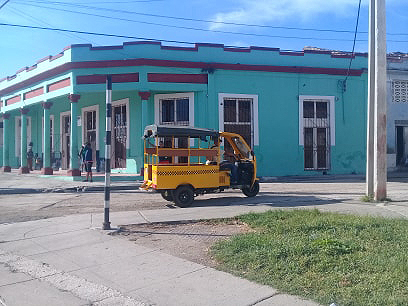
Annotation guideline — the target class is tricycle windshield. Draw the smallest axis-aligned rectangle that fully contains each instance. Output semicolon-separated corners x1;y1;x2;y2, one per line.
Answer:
232;137;252;160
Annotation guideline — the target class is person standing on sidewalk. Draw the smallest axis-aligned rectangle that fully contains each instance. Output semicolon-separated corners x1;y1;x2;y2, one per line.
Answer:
78;145;86;172
27;142;34;171
83;142;93;182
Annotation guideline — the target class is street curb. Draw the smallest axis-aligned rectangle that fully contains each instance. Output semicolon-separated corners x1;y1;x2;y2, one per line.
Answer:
0;184;141;195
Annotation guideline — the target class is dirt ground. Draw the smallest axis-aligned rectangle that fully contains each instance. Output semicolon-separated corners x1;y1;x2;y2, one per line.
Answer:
114;220;253;267
0;190;168;224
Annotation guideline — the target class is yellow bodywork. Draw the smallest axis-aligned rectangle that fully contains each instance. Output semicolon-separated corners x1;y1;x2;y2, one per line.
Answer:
140;128;257;192
142;164;230;190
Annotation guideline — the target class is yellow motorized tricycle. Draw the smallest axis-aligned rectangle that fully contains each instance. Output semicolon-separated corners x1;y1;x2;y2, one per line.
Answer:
140;124;259;207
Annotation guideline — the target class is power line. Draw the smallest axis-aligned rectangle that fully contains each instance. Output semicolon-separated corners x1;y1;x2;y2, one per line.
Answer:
0;23;408;47
14;0;361;34
345;0;362;84
8;6;97;44
12;2;368;42
0;0;10;10
0;22;199;45
2;22;407;48
13;0;408;36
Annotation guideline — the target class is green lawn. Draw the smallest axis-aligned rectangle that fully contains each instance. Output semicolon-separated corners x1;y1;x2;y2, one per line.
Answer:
211;209;408;306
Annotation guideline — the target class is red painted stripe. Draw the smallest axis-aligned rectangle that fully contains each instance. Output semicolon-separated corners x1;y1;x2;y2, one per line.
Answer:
224;48;251;53
76;73;139;84
280;51;304;56
0;58;364;96
47;77;71;92
148;73;208;84
24;87;44;100
6;95;21;105
112;73;139;83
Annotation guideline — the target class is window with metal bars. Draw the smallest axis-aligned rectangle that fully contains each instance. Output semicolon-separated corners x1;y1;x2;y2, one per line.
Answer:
158;97;191;163
223;98;253;148
303;100;330;170
160;98;189;126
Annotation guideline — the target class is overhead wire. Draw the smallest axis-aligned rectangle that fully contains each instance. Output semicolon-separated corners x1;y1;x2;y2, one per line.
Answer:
13;0;408;36
11;2;368;43
344;0;363;84
7;6;98;45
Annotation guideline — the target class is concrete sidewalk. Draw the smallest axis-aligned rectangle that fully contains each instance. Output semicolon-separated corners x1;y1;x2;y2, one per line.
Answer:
0;170;140;194
0;207;321;306
2;198;408;306
2;171;408;305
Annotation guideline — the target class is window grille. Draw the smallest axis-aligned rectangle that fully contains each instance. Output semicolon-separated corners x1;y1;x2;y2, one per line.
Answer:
223;98;253;148
160;98;189;126
393;80;408;103
303;100;330;170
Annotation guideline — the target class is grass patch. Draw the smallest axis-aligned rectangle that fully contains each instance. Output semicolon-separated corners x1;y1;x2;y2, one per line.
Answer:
211;209;408;306
361;194;374;202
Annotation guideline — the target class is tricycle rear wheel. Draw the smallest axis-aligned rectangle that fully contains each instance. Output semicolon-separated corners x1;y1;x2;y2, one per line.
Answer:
160;190;174;202
174;185;194;207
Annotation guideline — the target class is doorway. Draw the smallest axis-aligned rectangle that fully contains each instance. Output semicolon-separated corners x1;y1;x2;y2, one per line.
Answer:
396;126;408;167
83;110;97;164
112;102;128;169
61;114;70;169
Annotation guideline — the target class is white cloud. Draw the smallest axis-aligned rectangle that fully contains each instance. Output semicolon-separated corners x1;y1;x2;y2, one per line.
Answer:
210;0;369;29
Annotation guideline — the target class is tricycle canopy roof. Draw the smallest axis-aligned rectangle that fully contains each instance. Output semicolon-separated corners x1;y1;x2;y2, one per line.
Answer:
143;125;219;139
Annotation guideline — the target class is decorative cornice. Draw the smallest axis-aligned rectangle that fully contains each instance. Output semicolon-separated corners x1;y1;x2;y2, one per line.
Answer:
19;108;29;115
0;58;366;97
68;93;80;103
41;101;53;109
138;91;151;101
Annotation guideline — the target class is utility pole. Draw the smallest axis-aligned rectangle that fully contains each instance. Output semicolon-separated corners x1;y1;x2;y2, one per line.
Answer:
367;0;387;201
103;75;112;230
366;0;375;196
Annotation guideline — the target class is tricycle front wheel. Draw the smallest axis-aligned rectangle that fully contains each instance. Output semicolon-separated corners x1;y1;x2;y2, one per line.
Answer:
242;181;260;197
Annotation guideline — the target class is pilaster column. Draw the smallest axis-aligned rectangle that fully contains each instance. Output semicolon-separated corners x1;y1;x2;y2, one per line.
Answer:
138;91;151;173
138;91;151;131
1;113;11;172
41;102;53;175
67;94;81;176
19;108;30;174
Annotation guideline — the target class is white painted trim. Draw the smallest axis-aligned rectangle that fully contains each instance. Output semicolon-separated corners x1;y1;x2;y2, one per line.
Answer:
50;114;55;151
41;114;55;152
0;119;3;147
60;110;71;154
298;95;336;146
154;92;195;146
154;92;195;127
111;98;130;149
15;116;31;157
81;104;100;150
218;93;259;146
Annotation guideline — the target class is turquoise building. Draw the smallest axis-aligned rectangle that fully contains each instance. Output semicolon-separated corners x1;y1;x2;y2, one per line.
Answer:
0;42;368;177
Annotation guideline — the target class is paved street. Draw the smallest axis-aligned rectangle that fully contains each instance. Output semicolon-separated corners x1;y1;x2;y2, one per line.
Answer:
1;171;408;305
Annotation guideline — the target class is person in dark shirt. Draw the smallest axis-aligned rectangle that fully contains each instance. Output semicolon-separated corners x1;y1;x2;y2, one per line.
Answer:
83;142;93;182
27;142;34;171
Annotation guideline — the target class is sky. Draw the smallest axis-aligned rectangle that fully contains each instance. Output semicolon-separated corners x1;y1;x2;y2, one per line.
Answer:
0;0;407;79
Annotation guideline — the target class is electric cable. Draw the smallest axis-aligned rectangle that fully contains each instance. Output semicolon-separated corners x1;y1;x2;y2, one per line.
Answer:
13;0;408;36
344;0;362;85
10;2;368;42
